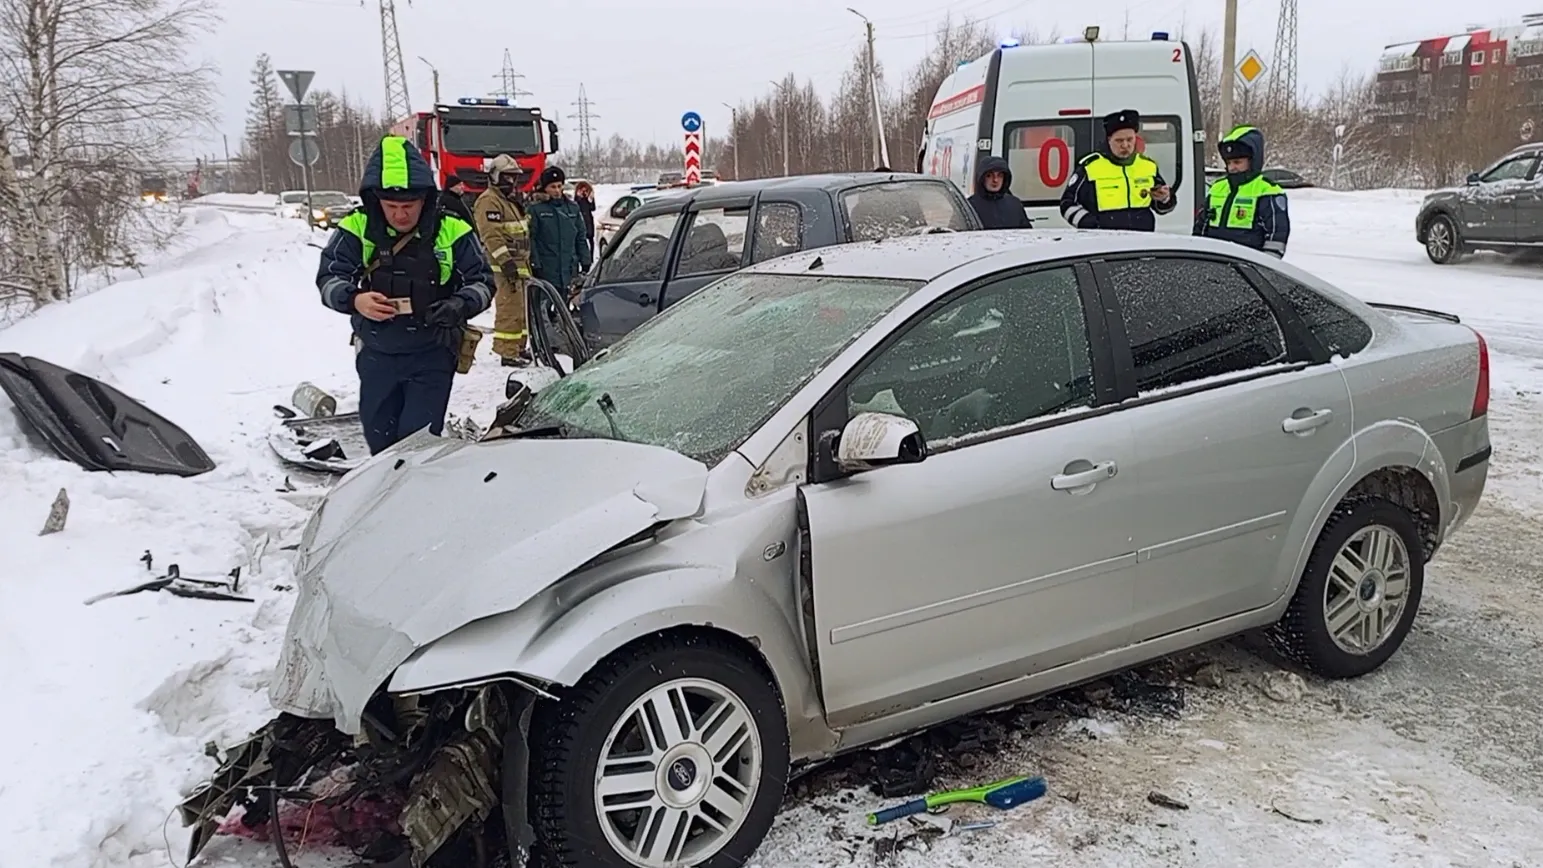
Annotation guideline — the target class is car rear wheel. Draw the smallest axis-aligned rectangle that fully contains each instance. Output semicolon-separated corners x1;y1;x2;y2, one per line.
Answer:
1424;215;1464;264
529;634;789;868
1267;498;1425;679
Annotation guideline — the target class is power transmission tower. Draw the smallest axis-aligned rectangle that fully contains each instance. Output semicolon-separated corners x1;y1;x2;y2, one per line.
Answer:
1267;0;1299;117
492;49;533;103
570;85;599;175
379;0;412;119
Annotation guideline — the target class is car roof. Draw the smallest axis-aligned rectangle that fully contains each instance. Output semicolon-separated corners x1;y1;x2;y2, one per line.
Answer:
627;172;950;217
741;229;1275;282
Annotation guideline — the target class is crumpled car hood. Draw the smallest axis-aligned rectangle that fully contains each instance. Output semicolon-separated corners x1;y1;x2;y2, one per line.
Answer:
268;430;709;733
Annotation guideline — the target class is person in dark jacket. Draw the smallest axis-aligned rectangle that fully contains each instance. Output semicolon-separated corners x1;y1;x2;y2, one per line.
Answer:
526;166;592;292
1195;125;1290;257
316;135;493;455
967;156;1034;229
439;177;475;224
572;180;597;248
1059;109;1176;231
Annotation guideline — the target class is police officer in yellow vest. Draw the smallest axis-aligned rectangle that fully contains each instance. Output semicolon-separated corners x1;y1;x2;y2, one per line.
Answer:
1060;109;1176;231
473;155;536;366
1196;125;1290;257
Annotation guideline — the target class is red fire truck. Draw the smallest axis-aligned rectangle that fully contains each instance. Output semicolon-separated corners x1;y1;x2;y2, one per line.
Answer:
390;97;560;194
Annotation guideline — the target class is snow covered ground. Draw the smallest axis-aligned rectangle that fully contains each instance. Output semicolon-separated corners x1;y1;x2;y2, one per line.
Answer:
3;189;1542;868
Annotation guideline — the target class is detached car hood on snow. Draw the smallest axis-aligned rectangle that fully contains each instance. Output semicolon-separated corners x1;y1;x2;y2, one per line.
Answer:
269;430;709;734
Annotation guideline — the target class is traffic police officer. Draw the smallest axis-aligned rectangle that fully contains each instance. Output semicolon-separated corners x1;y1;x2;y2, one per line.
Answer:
1196;125;1290;257
1059;109;1176;231
316;135;493;454
473;154;535;366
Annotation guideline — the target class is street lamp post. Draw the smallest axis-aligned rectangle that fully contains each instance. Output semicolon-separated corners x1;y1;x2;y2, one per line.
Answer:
721;102;740;180
769;80;790;176
847;7;890;169
417;56;440;105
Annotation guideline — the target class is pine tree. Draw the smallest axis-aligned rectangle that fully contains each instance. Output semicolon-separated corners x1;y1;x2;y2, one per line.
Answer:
243;54;287;192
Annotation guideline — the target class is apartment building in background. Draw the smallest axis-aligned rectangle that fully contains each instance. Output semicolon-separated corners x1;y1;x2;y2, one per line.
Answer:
1376;13;1543;144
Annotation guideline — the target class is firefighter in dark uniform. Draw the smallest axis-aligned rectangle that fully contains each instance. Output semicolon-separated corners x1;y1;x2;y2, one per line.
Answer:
316;135;493;454
1196;125;1290;257
1059;109;1176;231
473;154;535;366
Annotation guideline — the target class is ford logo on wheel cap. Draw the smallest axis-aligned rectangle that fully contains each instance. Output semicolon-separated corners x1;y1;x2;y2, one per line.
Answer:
667;758;697;791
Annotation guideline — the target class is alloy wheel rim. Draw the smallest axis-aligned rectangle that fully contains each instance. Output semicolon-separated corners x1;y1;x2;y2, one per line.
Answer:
593;677;762;867
1428;222;1453;259
1322;524;1412;655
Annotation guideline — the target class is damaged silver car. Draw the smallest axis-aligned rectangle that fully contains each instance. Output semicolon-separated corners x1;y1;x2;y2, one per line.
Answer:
180;230;1490;867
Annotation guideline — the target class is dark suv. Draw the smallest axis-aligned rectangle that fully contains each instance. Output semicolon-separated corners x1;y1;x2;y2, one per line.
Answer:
576;173;980;347
1417;144;1543;264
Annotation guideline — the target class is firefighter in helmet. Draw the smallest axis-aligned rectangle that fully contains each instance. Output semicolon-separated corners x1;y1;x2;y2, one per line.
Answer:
473;155;536;366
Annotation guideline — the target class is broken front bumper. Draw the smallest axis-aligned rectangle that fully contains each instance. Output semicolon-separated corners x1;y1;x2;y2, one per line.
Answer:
179;683;538;868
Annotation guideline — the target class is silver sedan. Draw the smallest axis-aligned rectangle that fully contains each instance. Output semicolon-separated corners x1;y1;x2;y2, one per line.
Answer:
185;230;1491;868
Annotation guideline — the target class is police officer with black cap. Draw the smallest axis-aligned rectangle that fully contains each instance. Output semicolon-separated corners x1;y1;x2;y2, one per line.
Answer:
1059;109;1176;231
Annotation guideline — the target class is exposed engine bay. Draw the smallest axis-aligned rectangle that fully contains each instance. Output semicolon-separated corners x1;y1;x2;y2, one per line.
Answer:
179;683;537;868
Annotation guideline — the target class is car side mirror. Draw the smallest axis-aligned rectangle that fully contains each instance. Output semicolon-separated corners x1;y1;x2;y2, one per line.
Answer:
1466;172;1480;185
547;120;560;153
823;412;928;473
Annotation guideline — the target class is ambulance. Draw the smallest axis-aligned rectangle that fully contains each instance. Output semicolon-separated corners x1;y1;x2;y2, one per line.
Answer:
920;28;1205;234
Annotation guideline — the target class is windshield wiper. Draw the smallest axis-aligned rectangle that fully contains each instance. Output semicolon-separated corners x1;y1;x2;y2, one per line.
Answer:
596;392;625;440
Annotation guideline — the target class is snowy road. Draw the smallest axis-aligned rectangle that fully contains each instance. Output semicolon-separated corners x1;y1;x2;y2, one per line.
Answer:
3;189;1543;867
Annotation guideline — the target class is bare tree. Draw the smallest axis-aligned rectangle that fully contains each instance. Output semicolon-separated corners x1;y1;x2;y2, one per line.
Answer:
0;0;217;311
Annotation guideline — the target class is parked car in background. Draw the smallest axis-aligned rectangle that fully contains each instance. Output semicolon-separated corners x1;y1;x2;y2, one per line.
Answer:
224;229;1489;868
1416;143;1543;264
657;170;685;187
577;173;981;347
596;189;683;252
1263;167;1313;189
274;190;309;219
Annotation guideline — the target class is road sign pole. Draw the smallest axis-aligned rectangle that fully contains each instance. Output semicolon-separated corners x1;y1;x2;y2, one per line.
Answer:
1219;0;1238;138
681;111;704;185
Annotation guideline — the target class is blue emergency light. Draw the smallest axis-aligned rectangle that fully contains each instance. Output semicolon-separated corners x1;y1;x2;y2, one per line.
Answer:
458;97;510;107
1152;31;1170;41
1000;38;1021;48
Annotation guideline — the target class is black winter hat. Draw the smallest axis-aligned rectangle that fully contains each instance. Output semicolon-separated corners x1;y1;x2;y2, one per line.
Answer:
1218;139;1255;160
538;166;566;188
1103;109;1140;137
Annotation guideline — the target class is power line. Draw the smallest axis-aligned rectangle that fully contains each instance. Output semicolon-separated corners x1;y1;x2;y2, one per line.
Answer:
492;49;533;103
378;0;412;119
1267;0;1299;115
570;84;599;172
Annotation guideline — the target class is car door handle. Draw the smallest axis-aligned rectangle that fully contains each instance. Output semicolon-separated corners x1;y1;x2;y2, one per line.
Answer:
637;293;653;306
1282;408;1333;434
1050;460;1118;491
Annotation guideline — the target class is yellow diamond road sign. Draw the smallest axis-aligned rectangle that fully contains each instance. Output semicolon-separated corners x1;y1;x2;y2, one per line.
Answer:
1236;49;1266;89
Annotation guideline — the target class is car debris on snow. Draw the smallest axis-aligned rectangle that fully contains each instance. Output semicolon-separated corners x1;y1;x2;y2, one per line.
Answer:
1146;790;1190;810
38;487;68;535
0;353;216;476
84;552;249;605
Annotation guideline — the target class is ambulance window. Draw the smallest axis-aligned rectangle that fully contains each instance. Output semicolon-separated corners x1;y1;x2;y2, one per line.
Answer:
1137;116;1184;190
1003;121;1091;206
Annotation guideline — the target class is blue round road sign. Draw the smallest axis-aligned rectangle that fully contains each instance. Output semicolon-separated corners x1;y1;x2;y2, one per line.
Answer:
681;111;702;132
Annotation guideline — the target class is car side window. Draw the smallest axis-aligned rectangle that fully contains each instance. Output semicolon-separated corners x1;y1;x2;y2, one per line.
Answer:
1104;257;1287;393
609;197;638;220
1482;156;1535;182
596;213;679;284
846;267;1094;446
1254;267;1373;357
841;182;972;241
675;208;750;277
750;202;804;263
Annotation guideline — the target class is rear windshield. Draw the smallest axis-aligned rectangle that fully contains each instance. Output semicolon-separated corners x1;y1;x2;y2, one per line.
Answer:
841;182;972;241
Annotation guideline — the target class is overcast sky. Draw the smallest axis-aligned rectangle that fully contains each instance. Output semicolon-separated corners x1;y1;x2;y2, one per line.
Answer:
194;0;1543;158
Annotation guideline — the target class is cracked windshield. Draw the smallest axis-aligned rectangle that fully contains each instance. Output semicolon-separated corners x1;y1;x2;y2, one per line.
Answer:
520;272;921;462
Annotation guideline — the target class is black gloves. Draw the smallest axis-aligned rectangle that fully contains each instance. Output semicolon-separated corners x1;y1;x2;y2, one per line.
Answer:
426;296;467;328
500;261;522;282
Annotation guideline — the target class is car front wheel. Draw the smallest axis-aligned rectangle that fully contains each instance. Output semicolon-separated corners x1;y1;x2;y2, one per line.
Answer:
1424;214;1464;264
1268;498;1425;679
530;633;789;868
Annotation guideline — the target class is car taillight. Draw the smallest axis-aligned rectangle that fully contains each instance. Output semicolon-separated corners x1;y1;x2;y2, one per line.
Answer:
1471;328;1489;418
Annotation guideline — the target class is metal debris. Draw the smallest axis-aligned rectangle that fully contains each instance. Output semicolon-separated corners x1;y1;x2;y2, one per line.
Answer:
1147;790;1190;810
